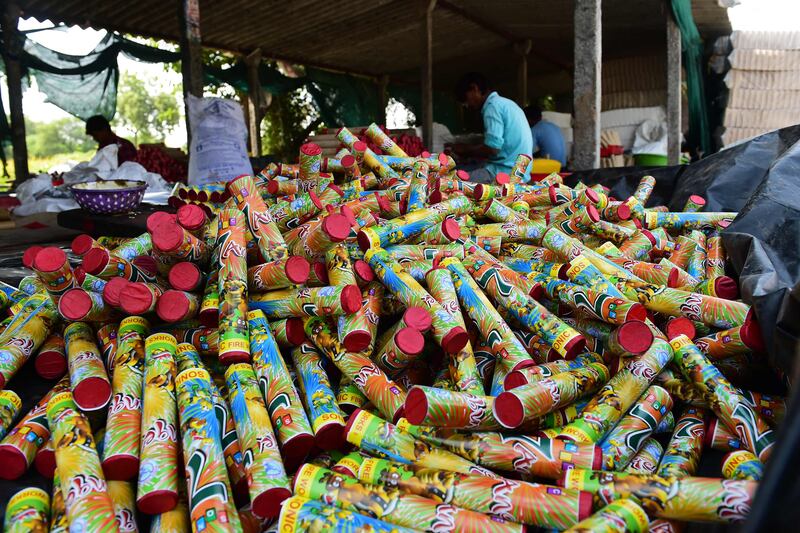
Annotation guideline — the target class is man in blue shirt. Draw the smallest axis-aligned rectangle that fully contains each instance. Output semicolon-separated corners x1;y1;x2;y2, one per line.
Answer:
447;72;532;184
525;105;567;167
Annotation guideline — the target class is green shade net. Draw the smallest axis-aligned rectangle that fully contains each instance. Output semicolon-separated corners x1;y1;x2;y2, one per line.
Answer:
670;0;712;154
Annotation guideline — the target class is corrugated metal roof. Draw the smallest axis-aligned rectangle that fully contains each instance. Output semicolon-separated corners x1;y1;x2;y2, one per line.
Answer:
22;0;730;87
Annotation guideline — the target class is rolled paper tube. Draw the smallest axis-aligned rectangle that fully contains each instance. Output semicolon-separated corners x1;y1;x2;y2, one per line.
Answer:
694;322;764;360
624;436;664;475
741;390;785;426
22;245;43;269
338;282;382;352
409;217;462;245
0;390;20;442
71;234;105;256
565;498;649;533
331;451;368;477
375;326;426;375
174;368;243;530
176;203;207;235
683;230;707;281
357;195;473;251
156;290;201;323
365;247;468;354
284;212;352;257
267;190;324;232
35;333;67;379
4;486;50;532
248;310;315;464
223;363;291;518
494;363;609;429
325;243;357;286
503;352;604;389
0;293;59;386
606;320;654;356
722;449;763;481
404;160;428;213
404;386;502;430
304;316;406;422
102;316;149;480
499;256;569;278
83;248;151;282
278;496;418;533
470;219;547;243
137;333;180;514
566;254;626;298
383;243;465;261
589;219;636;242
173;343;248;501
269;317;306;347
424;268;482;395
337;375;367;414
632;175;656;205
599;385;673;471
249;284;362;318
608;256;675;286
299;142;322;181
199;271;219;327
227;174;289;261
46;391;118;532
217;210;250;365
151;219;211;265
58;287;117;322
289;343;346;450
657;407;706;478
341;154;361;179
620;279;751;329
643;211;736;231
49;469;68;533
293;464;523;533
705;233;725;278
442;259;534;372
680;194;706;212
78;271;108;294
483;198;529;223
425;430;601;480
34;436;55;478
17;274;47;296
119;282;164;316
366;123;408;157
167;261;204;291
659;257;698;287
669;335;774;461
618;229;657;261
692;276;740;300
656;410;676;434
557;337;673;444
32;247;76;304
64;321;111;411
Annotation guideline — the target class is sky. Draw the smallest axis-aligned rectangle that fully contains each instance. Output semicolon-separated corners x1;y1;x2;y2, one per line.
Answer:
11;0;800;147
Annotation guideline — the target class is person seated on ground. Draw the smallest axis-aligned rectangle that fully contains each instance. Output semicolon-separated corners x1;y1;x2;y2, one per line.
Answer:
85;115;138;166
446;72;532;184
524;105;567;167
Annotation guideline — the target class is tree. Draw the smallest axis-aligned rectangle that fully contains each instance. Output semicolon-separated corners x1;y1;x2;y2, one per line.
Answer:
260;88;320;161
116;72;181;144
26;118;96;158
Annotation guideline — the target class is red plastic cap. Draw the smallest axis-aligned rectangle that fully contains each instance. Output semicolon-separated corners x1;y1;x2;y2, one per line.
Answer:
152;222;184;253
71;235;97;256
562;335;587;360
157;290;192;323
284;256;311;285
352;140;367;153
343;330;372;353
168;262;202;291
102;455;139;481
665;317;696;341
121;283;156;315
395;327;425;356
137;490;179;515
704;417;718;448
584;188;600;204
22;245;43;269
586;204;600;223
442;218;463;241
713;276;739;300
176;203;206;231
340;285;363;314
33;247;68;273
403;307;433;332
641;229;657;246
493;392;524;428
341;154;356;168
146;211;175;234
285;317;307;345
314;421;345;451
82;248;110;276
428;190;443;204
403;387;428;425
73;265;86;285
58;288;94;321
0;445;29;480
666;267;681;288
301;143;322;157
266;180;280;195
615;320;654;354
102;276;129;307
353;260;374;283
322;214;351;242
578;491;595;521
33;448;55;478
456;169;469;181
503;371;528;390
133;255;159;276
312;261;329;284
616;203;632;220
441;327;469;354
495;172;510;185
689;194;706;207
35;347;67;380
473;184;485;199
340;205;358;227
252;487;292;520
624;303;648;322
741;318;766;353
73;376;111;412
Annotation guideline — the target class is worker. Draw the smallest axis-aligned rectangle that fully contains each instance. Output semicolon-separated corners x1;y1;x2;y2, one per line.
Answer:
525;105;567;167
85;115;138;166
447;72;532;184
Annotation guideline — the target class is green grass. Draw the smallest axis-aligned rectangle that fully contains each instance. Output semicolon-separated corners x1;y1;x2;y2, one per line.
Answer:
2;151;96;192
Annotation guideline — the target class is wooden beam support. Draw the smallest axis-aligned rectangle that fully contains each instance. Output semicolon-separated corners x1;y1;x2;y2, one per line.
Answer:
515;39;532;107
572;0;601;170
1;2;28;186
245;49;263;156
179;0;203;143
666;6;682;165
421;0;436;151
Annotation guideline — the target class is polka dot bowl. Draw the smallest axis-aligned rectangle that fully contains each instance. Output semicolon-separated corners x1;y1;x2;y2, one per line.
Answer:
69;180;148;215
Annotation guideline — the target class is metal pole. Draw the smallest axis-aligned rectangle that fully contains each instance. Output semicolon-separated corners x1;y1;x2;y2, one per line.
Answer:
573;0;601;170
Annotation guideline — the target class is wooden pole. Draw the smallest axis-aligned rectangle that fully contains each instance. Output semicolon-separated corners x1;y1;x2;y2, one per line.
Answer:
666;6;682;165
1;2;28;186
515;39;532;107
377;74;389;125
179;0;204;144
421;0;437;151
245;49;263;156
573;0;601;170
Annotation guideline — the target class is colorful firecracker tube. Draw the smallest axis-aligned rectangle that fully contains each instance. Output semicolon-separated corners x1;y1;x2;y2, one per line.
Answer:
338;281;383;353
624;437;665;475
293;463;524;533
721;449;764;481
107;480;138;532
565;498;649;533
657;407;707;479
137;333;180;514
0;293;59;388
64;321;112;411
4;486;50;532
175;367;242;531
46;390;118;532
277;495;418;533
32;247;76;304
217;208;251;364
227;174;289;262
0;389;21;440
249;284;362;318
248;310;315;465
404;385;502;431
102;316;149;480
